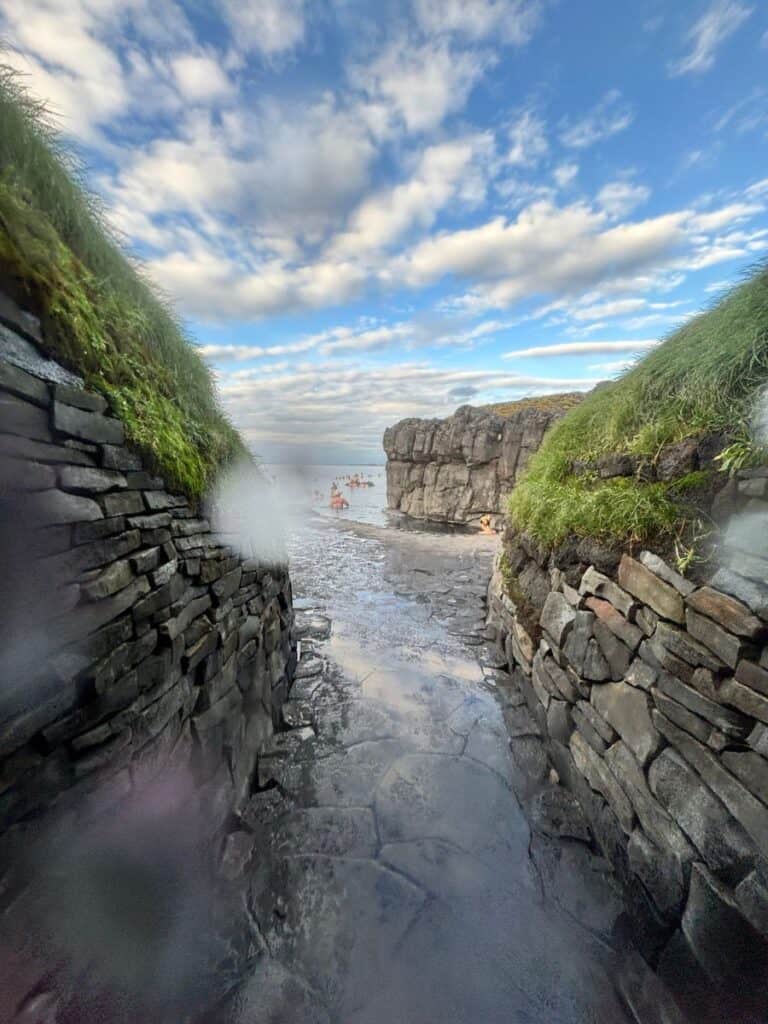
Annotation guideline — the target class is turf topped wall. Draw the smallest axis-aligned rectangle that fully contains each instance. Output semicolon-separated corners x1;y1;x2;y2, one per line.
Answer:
0;293;296;1018
508;265;768;548
0;68;244;498
487;487;768;1022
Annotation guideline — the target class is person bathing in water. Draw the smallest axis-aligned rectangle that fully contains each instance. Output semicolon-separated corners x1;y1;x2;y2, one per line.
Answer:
330;482;349;509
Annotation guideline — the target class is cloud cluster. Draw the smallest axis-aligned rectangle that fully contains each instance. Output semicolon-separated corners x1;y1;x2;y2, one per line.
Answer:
670;0;753;76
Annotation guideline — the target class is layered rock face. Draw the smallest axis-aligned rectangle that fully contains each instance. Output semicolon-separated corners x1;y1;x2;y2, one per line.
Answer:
383;402;572;527
487;486;768;1021
0;293;295;1017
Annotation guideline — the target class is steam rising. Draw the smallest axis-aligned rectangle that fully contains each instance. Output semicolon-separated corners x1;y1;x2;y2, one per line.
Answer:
209;456;316;564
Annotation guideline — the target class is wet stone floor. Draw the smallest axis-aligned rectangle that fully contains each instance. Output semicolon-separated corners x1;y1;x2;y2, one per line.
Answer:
220;518;632;1024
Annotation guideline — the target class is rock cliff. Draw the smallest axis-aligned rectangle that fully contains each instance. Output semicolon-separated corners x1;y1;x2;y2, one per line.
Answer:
0;291;296;1018
383;398;579;527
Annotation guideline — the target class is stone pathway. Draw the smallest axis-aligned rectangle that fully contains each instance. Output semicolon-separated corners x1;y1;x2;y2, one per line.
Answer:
218;520;631;1023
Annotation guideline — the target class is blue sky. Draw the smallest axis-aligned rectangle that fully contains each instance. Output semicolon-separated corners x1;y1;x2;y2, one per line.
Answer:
3;0;768;463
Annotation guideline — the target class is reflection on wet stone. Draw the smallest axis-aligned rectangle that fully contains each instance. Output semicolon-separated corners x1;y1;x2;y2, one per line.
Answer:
221;517;632;1023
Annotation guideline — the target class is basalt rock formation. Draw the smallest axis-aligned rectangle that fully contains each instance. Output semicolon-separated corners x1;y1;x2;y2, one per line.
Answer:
383;398;580;528
0;292;296;1019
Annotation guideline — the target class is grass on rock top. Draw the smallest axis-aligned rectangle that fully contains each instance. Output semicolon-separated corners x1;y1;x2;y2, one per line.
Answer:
0;67;245;498
509;264;768;548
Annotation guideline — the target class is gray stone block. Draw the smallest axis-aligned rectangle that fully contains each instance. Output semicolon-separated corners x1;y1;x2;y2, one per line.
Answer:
619;555;685;623
53;383;107;413
53;401;124;445
58;465;127;493
683;863;768;998
570;731;634;832
654;710;768;860
592;682;659;765
649;747;755;879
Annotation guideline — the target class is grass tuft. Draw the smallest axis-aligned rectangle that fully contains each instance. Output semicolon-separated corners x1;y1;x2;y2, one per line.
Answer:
0;65;246;497
483;392;585;417
509;264;768;546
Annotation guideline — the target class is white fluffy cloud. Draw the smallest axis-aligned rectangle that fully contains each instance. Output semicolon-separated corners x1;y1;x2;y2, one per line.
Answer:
170;53;233;102
506;109;548;167
351;38;493;135
597;181;651;219
560;90;633;149
329;134;493;259
413;0;542;44
392;201;688;307
503;339;659;359
670;0;752;76
217;0;306;58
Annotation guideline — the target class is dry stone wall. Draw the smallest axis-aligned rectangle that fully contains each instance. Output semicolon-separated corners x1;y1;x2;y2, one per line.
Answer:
383;402;574;527
0;293;295;1017
487;487;768;1022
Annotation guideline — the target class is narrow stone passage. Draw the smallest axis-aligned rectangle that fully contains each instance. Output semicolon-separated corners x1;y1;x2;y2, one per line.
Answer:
222;519;630;1023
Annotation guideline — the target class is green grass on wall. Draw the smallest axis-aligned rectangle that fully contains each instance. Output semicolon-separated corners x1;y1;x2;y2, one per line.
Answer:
0;66;246;497
508;264;768;547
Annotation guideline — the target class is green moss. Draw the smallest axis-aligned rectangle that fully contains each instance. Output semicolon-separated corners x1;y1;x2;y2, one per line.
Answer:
509;263;768;546
0;68;246;497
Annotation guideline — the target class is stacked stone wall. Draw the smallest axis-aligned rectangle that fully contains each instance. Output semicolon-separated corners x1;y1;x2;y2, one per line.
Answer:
0;292;295;1016
487;485;768;1021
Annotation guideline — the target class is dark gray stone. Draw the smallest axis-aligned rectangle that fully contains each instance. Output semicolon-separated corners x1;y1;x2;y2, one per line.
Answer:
73;515;126;545
605;741;694;863
52;401;124;445
651;692;712;745
562;609;594;674
583;637;611;681
625;658;657;691
649;747;755;879
721;750;768;806
628;828;686;917
0;323;80;385
0;391;50;441
593;619;633;679
653;711;768;860
539;591;576;647
570;731;634;832
0;357;49;406
735;658;768;696
654;621;723;671
0;432;95;466
144;490;188;511
656;670;751;738
53;383;107;413
546;699;573;745
592;682;659;765
25;488;103;525
683;863;768;999
58;465;126;493
0;455;56;492
80;558;135;600
529;785;591;842
101;444;142;471
719;676;768;725
101;490;145;517
685;607;753;669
